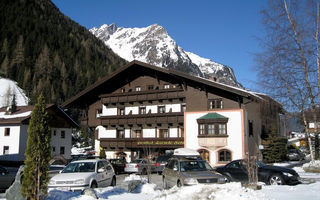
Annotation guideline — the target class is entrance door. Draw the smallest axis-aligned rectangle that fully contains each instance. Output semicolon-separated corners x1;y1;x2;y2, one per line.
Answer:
198;149;210;163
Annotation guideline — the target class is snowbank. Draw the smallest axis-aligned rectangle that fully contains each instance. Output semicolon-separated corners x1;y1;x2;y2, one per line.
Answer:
303;160;320;173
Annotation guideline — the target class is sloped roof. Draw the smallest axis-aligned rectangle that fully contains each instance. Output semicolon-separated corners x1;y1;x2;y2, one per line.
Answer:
62;60;260;108
0;104;78;128
198;113;228;120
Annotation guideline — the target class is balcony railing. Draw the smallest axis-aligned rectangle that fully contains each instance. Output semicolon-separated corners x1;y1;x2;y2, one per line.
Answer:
100;88;185;104
100;112;184;126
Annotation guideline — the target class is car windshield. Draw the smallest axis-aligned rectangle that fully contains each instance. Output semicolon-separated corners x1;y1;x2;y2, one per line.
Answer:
180;160;213;172
157;156;170;162
62;162;96;173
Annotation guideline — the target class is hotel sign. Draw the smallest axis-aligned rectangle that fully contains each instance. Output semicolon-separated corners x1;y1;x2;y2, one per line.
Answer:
137;140;184;146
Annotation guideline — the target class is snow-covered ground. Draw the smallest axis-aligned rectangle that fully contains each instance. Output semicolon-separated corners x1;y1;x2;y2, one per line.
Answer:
44;165;320;200
2;162;320;200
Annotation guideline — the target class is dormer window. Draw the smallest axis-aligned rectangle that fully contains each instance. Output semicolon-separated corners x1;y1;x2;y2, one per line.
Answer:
147;85;154;90
164;84;170;89
135;86;141;91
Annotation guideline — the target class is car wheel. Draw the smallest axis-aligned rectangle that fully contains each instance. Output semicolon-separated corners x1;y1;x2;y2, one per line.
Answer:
163;177;168;189
111;176;116;186
224;174;232;182
177;180;182;187
142;168;147;175
269;174;284;185
91;181;98;188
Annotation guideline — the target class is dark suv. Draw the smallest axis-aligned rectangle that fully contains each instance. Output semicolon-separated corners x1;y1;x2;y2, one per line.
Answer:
155;155;172;174
109;158;127;174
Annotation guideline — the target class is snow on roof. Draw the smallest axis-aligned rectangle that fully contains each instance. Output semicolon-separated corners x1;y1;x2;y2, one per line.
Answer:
0;111;31;119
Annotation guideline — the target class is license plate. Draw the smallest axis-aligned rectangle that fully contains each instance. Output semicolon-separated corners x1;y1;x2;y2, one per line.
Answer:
57;187;70;191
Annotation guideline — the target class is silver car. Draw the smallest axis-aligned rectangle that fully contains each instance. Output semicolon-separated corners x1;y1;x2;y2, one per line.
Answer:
48;159;116;192
124;159;155;174
162;157;226;188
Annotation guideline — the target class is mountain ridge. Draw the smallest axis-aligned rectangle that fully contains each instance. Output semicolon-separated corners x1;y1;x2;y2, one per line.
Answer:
90;23;243;88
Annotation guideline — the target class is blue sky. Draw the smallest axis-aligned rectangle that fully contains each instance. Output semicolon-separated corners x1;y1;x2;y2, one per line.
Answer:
52;0;267;90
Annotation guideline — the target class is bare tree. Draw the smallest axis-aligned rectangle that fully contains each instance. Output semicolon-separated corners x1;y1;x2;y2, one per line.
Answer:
256;0;320;161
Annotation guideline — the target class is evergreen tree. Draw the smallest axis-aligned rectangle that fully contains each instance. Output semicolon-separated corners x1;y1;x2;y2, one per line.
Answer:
262;132;288;163
21;94;51;200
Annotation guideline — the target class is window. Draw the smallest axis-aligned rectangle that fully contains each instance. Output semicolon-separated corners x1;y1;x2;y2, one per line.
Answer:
178;128;184;138
208;124;215;134
248;120;253;137
117;130;125;138
121;88;125;93
61;131;65;139
4;128;10;136
60;146;65;155
147;85;154;90
52;146;56;152
118;108;125;115
199;124;205;135
219;124;226;135
181;104;186;112
139;107;146;114
158;106;165;113
96;108;102;117
209;99;223;109
164;84;170;89
159;129;169;138
53;130;56;136
3;146;9;155
131;130;142;138
198;123;228;136
218;150;231;162
135;86;141;91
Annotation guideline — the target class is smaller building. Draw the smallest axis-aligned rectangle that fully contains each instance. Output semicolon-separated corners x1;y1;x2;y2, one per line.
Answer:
0;104;78;162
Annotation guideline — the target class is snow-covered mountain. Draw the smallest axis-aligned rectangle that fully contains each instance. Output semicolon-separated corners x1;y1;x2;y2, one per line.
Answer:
90;23;242;88
0;77;28;108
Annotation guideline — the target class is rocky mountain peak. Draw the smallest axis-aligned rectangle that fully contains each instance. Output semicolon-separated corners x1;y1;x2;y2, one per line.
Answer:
90;23;243;88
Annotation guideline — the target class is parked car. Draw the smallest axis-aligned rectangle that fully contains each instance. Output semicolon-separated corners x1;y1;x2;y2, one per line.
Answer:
0;166;16;191
49;165;66;178
215;159;300;185
48;159;116;192
109;158;127;175
162;156;226;188
124;159;155;174
155;155;172;175
287;149;305;161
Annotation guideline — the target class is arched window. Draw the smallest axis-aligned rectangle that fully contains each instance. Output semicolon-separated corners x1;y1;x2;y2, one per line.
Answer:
218;149;231;162
198;149;210;162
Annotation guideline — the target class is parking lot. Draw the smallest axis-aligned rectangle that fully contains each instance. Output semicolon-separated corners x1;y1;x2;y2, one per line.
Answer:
0;173;163;198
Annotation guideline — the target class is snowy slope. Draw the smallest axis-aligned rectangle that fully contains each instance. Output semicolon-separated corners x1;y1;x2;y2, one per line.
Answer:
90;24;242;88
0;77;28;108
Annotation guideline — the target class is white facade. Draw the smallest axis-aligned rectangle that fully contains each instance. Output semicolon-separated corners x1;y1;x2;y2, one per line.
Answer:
0;125;73;161
50;128;73;159
185;110;244;166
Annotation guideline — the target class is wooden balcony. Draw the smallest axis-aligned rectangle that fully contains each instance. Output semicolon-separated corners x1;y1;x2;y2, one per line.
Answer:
100;88;185;104
198;135;228;148
100;112;184;126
